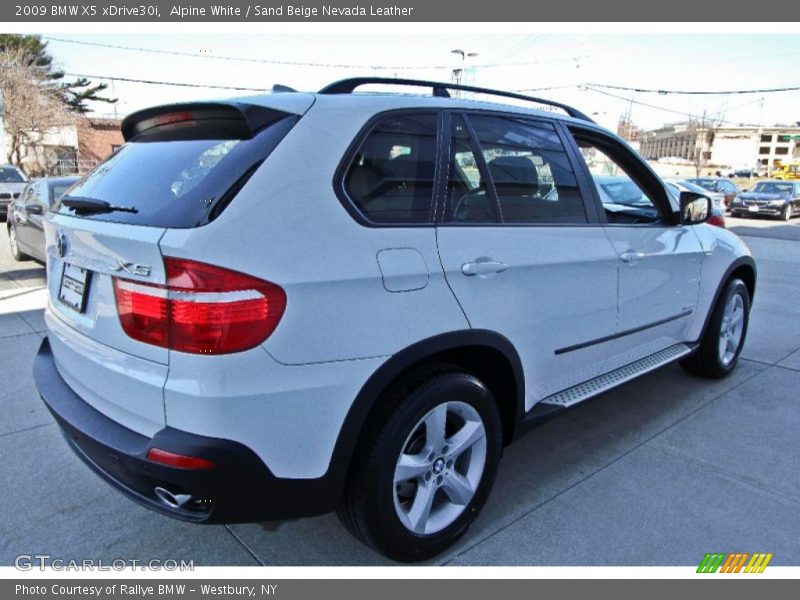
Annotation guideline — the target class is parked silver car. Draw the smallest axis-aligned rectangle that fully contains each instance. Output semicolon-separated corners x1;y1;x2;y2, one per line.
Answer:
0;164;29;220
7;176;80;262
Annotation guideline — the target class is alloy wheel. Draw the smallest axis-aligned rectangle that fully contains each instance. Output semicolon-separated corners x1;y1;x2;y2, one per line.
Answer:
392;401;487;535
718;293;745;367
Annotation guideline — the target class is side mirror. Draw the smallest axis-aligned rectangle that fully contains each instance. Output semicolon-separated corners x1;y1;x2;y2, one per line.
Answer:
680;191;712;225
26;204;44;215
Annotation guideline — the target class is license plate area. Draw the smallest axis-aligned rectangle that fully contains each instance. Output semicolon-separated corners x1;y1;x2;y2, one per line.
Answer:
58;263;92;313
748;205;759;212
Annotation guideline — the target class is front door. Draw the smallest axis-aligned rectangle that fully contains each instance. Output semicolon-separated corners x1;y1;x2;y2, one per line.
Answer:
567;127;704;371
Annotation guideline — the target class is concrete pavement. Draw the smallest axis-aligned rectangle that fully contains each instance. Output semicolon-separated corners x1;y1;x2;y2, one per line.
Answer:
1;217;798;566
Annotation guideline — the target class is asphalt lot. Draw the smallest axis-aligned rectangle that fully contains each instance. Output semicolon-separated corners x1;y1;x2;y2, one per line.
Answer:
1;216;799;566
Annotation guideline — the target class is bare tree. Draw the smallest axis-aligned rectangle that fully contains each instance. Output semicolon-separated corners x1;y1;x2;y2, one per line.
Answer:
1;46;72;168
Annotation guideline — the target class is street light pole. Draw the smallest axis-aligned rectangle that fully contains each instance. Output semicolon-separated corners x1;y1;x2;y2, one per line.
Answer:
451;48;479;91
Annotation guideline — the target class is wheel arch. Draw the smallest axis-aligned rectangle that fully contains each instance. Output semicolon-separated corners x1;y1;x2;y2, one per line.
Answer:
693;255;756;344
329;330;525;468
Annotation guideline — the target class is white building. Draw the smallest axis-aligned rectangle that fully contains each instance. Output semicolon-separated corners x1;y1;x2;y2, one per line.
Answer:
640;122;800;173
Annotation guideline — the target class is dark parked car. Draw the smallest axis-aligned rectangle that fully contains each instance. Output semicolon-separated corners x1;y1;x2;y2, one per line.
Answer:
687;177;739;210
729;180;800;220
0;164;29;220
7;176;79;261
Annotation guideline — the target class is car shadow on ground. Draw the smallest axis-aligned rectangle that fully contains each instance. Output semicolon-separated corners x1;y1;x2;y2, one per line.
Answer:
728;220;800;241
238;360;766;566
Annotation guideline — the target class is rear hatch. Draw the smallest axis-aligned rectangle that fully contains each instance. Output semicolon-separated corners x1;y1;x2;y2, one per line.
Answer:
44;95;313;434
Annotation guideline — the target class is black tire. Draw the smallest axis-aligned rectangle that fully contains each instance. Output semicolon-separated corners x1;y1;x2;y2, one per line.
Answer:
8;224;28;261
782;204;792;221
338;367;502;562
680;278;750;379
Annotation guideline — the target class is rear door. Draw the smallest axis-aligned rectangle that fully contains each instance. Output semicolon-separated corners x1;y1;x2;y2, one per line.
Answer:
436;112;620;407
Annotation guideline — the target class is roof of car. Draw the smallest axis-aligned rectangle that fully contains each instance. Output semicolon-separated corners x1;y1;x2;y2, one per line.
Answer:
29;176;80;185
230;90;598;130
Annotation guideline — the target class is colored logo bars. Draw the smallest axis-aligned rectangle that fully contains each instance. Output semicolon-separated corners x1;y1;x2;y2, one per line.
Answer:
697;552;773;573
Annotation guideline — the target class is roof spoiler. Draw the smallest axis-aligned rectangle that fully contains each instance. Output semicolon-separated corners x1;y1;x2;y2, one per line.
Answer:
121;102;290;141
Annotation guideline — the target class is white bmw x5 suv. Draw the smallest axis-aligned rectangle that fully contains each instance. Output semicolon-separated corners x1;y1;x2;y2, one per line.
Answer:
34;78;755;562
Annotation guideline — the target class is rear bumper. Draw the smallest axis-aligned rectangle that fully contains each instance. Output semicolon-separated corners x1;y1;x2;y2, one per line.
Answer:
33;337;346;524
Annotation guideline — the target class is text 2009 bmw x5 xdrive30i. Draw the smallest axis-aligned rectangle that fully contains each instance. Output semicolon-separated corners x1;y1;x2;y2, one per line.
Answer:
33;79;755;562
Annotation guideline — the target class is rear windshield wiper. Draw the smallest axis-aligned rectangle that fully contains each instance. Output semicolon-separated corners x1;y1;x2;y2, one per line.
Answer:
61;196;139;214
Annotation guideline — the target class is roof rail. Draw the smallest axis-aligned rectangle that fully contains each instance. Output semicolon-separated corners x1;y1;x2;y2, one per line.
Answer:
318;77;594;123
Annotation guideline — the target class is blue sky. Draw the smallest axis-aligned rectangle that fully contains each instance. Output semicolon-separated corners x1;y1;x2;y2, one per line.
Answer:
41;33;800;131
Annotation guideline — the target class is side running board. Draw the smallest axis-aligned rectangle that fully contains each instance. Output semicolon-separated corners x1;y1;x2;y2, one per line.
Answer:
538;344;693;408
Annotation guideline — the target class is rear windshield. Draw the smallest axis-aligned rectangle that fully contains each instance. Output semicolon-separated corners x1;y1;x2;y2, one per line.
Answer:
55;114;298;228
51;183;75;203
0;166;27;183
687;179;716;191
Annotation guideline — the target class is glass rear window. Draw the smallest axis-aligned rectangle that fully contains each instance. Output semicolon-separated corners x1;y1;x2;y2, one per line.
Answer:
51;183;75;203
688;179;716;191
55;114;298;228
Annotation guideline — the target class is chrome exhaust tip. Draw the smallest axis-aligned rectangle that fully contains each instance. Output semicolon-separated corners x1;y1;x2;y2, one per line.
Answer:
154;486;193;509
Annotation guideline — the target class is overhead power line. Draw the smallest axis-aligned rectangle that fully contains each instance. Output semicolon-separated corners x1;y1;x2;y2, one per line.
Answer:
63;71;266;91
45;36;579;70
582;86;763;127
587;82;800;96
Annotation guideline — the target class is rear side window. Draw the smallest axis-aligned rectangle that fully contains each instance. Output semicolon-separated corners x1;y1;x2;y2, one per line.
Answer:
343;113;438;224
55;113;298;228
462;115;586;224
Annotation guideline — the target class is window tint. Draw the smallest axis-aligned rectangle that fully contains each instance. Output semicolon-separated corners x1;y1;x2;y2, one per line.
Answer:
344;113;437;224
461;115;585;224
444;115;497;223
54;114;297;228
575;138;662;225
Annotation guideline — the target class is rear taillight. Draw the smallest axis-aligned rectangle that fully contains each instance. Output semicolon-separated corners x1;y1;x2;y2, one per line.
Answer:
113;257;286;355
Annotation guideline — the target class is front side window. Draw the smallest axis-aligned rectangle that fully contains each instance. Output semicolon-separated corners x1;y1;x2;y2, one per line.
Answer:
574;136;662;225
447;114;585;224
343;113;438;224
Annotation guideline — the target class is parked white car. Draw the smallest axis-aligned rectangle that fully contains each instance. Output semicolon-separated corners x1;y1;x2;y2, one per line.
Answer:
34;78;756;562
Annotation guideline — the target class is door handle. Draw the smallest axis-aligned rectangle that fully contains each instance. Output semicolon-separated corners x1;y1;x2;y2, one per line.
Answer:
461;259;508;276
620;251;645;263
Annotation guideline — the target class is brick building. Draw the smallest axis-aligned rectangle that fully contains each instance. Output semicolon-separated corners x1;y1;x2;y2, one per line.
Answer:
76;117;123;172
0;115;122;176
